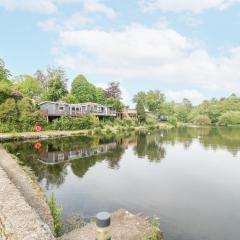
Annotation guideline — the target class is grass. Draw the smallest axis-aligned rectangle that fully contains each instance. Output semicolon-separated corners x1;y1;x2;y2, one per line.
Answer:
144;216;163;240
47;193;63;237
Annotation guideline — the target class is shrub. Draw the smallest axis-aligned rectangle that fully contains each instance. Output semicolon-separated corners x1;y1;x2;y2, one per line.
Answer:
218;111;240;126
168;116;177;126
49;115;99;131
193;115;211;126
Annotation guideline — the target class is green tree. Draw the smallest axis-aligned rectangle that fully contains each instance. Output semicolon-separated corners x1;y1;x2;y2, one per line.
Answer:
41;67;68;101
145;90;165;114
96;87;106;104
0;98;18;124
71;75;97;102
136;99;146;122
13;75;42;100
106;97;124;111
0;58;10;83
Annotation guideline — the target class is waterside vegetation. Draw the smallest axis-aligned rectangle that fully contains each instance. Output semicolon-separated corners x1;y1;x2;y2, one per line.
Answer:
1;57;240;135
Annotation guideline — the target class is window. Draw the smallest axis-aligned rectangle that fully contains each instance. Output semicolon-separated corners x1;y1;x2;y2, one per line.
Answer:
58;106;64;111
76;107;79;111
72;107;75;111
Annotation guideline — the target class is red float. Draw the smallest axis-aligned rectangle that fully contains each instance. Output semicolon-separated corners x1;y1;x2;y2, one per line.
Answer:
34;142;42;150
35;125;42;132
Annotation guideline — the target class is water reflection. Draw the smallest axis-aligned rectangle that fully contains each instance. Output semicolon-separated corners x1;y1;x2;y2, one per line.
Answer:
3;127;240;240
3;127;240;185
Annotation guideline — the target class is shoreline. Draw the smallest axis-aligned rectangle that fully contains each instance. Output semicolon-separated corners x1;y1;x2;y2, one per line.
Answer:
0;123;173;142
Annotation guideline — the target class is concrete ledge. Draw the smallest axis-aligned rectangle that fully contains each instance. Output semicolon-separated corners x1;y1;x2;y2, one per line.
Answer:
59;209;163;240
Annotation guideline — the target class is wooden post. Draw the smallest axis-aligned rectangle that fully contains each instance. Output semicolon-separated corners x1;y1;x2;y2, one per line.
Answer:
96;212;111;240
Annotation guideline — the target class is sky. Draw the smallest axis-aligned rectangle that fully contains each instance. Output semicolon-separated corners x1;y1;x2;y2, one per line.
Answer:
1;0;240;106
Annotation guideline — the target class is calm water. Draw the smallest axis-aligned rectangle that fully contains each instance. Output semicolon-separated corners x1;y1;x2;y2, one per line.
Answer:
4;127;240;240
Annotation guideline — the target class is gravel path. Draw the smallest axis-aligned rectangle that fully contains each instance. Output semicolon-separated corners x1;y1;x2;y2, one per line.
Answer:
0;165;54;240
0;148;53;230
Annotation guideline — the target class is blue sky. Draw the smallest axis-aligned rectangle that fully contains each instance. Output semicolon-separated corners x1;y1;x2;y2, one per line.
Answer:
1;0;240;106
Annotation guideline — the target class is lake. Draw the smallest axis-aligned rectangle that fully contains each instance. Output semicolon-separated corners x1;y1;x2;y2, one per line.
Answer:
3;127;240;240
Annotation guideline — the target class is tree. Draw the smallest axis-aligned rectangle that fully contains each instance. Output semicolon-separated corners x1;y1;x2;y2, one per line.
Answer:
145;90;165;114
13;75;42;100
106;97;124;111
41;67;68;101
105;81;121;99
136;99;146;122
0;98;18;124
175;104;189;123
0;58;10;83
71;75;97;103
96;87;106;104
133;91;146;105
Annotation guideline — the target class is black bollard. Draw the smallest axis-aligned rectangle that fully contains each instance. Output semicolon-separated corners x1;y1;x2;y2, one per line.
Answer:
96;212;111;240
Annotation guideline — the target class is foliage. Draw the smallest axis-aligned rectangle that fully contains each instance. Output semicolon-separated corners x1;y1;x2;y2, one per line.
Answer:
168;116;177;126
175;104;189;123
13;75;42;100
105;81;121;99
49;115;99;130
61;93;78;103
106;97;124;111
0;58;10;83
218;111;240;126
193;115;211;126
0;97;45;132
41;67;68;101
71;74;98;103
0;98;18;124
136;99;146;123
47;193;63;237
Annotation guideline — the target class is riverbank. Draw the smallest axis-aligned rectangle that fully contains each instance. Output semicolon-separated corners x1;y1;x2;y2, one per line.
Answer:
0;147;54;239
0;122;173;141
0;145;164;240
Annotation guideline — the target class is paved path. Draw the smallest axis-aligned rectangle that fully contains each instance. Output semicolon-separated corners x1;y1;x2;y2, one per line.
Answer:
0;148;54;240
0;165;54;240
0;148;53;229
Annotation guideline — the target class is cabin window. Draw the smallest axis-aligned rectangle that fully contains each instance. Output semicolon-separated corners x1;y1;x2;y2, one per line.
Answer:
58;106;64;111
82;106;86;111
72;107;75;111
76;107;79;111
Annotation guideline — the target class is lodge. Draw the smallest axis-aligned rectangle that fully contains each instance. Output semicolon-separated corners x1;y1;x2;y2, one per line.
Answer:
39;101;117;121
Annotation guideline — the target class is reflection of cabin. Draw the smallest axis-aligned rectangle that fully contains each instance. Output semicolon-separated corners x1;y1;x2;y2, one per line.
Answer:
117;109;137;120
38;142;117;165
39;101;116;121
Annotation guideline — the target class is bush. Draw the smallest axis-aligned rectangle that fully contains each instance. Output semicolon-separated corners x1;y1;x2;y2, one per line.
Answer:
193;115;211;126
218;111;240;126
49;115;99;131
168;116;177;126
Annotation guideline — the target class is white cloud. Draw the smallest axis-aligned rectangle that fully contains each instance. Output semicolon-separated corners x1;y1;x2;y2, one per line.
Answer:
0;0;57;14
38;14;92;32
54;24;240;97
82;0;116;19
166;90;206;105
0;0;116;18
141;0;240;13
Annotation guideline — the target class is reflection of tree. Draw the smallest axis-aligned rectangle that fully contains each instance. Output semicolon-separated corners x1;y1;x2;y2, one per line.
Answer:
134;132;166;162
71;145;125;177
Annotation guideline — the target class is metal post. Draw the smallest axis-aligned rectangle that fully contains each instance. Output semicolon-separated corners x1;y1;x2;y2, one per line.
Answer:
96;212;111;240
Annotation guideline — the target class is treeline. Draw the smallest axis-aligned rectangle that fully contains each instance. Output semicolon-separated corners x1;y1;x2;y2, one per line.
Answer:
0;58;124;132
134;90;240;126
